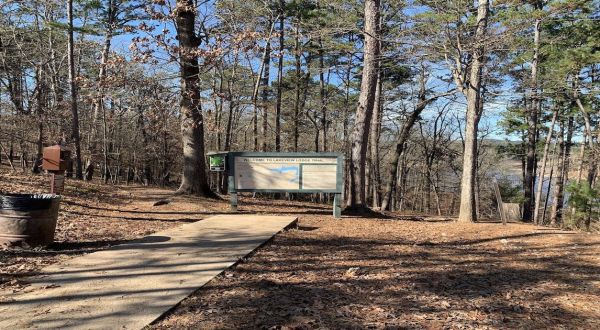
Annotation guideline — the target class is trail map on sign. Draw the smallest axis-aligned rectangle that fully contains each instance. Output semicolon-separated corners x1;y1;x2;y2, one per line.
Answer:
234;157;338;191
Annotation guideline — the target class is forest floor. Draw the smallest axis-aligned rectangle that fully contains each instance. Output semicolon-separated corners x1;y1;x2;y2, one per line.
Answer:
2;170;600;329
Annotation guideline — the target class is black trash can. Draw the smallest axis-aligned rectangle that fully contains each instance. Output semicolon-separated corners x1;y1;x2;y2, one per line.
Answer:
0;194;61;247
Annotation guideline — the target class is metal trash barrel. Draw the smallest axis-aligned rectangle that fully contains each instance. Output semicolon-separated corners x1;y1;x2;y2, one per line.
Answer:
0;194;61;247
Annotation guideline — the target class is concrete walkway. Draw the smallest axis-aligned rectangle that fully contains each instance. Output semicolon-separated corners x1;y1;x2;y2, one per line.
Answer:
0;215;297;329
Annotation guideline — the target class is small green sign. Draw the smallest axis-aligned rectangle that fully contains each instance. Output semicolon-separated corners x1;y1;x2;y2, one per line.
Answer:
209;155;225;172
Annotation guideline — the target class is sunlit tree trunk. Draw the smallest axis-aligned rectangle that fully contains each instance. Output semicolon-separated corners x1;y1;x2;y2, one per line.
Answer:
457;0;489;223
346;0;380;211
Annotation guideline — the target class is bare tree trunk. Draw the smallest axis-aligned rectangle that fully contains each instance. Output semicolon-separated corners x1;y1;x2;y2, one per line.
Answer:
533;108;557;224
523;4;542;221
87;0;115;180
260;36;271;152
550;115;574;225
299;53;313;150
67;0;83;179
174;0;212;196
318;38;327;152
293;22;301;152
224;61;238;152
342;43;353;203
457;0;489;223
214;66;224;150
275;4;284;152
346;0;380;211
32;65;45;173
370;72;383;208
550;120;566;226
250;22;275;151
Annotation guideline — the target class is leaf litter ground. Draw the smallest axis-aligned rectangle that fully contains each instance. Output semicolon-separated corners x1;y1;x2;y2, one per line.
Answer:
1;170;599;329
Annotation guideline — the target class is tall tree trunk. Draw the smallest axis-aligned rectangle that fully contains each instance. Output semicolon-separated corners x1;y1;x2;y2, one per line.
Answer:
550;114;574;225
67;0;83;179
224;61;238;152
174;0;212;196
318;37;327;152
250;22;275;151
213;66;225;150
343;43;353;203
533;108;557;224
275;3;284;152
87;0;115;180
523;4;542;222
261;36;271;152
343;43;352;149
370;71;383;208
32;65;45;173
298;53;313;151
550;119;566;226
457;0;489;223
292;22;301;152
346;0;380;211
221;62;238;193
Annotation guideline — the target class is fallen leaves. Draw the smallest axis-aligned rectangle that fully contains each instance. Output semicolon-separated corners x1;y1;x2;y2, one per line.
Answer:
149;207;600;330
2;171;600;329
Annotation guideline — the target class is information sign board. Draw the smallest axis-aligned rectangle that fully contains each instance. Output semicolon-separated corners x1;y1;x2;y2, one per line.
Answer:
222;152;344;217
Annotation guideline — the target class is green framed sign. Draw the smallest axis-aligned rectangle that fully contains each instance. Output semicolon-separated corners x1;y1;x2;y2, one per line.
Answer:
221;152;344;218
208;154;226;172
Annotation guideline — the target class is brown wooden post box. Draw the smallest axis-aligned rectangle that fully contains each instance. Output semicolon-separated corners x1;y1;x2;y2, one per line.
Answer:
42;145;71;172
